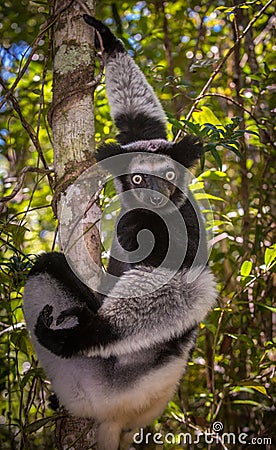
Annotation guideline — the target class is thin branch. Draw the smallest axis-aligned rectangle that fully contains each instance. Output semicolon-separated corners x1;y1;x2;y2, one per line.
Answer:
195;92;259;124
175;0;274;140
35;40;51;145
75;0;92;15
171;411;229;450
8;205;52;221
0;76;54;187
0;0;74;112
0;167;54;206
0;323;25;337
189;0;213;65
161;1;178;116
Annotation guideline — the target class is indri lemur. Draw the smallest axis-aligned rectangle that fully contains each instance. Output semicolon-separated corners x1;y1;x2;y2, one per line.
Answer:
24;15;216;450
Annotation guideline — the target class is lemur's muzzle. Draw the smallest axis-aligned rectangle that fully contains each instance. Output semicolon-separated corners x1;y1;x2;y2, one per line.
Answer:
148;178;170;208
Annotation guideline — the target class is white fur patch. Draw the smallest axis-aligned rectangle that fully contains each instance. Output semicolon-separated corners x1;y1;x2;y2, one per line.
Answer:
129;153;174;174
86;266;217;358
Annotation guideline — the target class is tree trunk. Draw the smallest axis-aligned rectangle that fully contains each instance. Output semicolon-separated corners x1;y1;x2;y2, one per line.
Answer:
52;0;96;180
50;0;100;448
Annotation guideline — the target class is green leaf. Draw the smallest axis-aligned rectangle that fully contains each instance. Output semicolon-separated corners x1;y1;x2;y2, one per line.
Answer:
194;192;224;201
198;170;228;181
264;62;271;75
167;116;185;130
231;381;268;396
241;129;259;137
192;106;221;126
10;329;33;355
264;244;276;267
204;323;217;334
20;368;45;389
255;303;276;313
210;147;222;170
212;220;229;227
232;400;263;406
24;416;58;433
247;385;267;396
221;143;242;158
189;181;205;191
240;260;253;277
250;74;262;81
182;119;201;135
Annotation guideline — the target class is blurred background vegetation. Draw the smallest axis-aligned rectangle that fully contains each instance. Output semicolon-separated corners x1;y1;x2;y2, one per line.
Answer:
0;0;275;449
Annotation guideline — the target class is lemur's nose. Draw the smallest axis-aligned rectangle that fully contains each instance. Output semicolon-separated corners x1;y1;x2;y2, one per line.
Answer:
150;192;164;206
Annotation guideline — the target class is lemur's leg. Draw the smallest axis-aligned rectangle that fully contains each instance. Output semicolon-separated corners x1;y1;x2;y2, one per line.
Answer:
83;15;167;143
24;252;104;358
27;252;101;312
32;265;216;359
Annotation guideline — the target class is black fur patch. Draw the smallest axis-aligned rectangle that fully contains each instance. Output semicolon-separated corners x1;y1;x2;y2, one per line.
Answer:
29;253;101;312
155;326;198;365
35;303;119;358
99;327;198;387
112;188;208;270
115;113;167;144
83;15;125;54
162;135;204;168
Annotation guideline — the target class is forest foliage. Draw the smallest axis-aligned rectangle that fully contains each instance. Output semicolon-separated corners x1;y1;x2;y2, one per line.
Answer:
0;0;275;449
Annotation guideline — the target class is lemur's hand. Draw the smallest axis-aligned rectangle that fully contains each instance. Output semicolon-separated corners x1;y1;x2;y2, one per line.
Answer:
56;306;90;326
35;304;95;358
83;15;125;53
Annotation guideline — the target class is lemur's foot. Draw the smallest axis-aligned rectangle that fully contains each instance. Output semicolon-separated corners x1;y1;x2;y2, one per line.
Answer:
83;14;124;53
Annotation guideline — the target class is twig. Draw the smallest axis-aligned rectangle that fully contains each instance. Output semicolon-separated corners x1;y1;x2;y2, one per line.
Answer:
35;40;51;147
75;0;105;56
171;412;229;450
0;167;54;206
0;77;54;188
197;92;258;122
189;0;213;66
161;2;178;117
175;0;274;140
0;323;25;337
0;0;74;112
75;0;92;15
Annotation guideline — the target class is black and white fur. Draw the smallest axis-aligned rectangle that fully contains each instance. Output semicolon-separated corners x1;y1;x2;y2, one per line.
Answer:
24;16;216;450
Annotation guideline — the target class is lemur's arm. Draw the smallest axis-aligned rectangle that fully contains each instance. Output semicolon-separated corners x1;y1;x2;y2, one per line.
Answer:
84;15;167;144
32;258;216;358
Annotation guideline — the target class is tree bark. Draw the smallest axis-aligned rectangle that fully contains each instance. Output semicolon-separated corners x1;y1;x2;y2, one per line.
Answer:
50;0;100;448
52;0;96;180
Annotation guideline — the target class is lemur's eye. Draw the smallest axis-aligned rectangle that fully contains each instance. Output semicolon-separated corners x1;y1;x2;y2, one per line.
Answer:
132;174;143;184
165;170;175;181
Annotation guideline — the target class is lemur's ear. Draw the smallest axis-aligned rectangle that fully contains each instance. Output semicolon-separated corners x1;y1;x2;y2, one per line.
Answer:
96;142;122;162
169;136;204;168
96;142;123;174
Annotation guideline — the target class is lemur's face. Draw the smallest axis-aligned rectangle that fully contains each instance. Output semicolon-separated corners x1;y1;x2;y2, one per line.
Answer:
96;137;203;210
125;153;182;208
